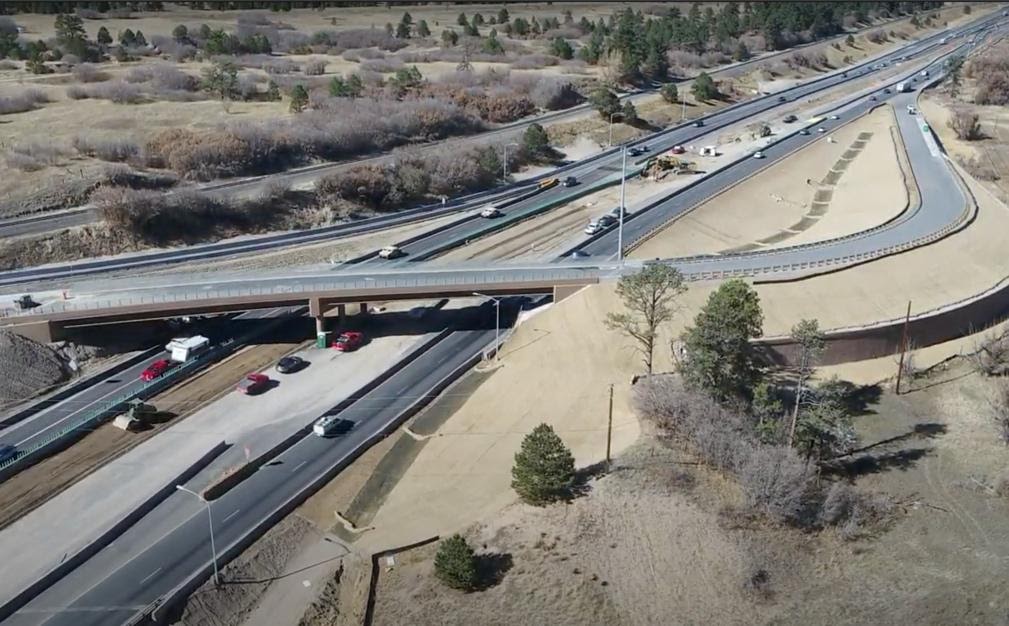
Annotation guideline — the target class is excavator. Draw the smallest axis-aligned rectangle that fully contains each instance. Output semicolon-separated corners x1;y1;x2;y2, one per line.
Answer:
643;154;697;180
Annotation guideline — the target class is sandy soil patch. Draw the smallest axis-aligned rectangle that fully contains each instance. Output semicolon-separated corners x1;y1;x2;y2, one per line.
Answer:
630;105;907;258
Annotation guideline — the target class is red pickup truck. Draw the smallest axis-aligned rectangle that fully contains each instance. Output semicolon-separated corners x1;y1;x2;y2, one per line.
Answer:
333;331;365;352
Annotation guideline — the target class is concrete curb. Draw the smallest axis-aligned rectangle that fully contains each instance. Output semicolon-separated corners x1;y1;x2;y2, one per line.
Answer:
0;440;229;622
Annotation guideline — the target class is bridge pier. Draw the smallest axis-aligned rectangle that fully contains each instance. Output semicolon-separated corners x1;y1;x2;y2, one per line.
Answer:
4;320;62;343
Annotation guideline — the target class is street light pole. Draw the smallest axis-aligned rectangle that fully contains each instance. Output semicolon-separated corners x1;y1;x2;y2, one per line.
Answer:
177;485;220;586
617;146;627;261
473;292;501;363
502;142;518;180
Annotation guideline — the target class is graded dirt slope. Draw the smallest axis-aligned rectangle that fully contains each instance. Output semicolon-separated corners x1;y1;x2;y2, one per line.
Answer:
630;105;908;258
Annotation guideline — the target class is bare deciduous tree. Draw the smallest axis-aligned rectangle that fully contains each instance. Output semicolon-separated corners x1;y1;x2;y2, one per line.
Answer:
605;265;687;375
948;108;982;140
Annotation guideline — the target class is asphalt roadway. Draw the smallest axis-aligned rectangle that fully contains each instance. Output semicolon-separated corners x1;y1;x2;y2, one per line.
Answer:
0;11;927;243
0;307;293;463
0;11;995;288
12;306;502;625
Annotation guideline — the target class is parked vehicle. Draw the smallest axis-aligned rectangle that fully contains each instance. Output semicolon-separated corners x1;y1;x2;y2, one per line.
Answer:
671;145;686;154
378;245;404;259
0;444;18;463
165;335;209;363
313;416;354;437
276;355;307;374
699;145;717;156
12;295;38;311
538;177;559;190
563;176;578;187
140;359;175;382
480;205;502;218
783;114;798;123
237;373;270;395
333;331;365;352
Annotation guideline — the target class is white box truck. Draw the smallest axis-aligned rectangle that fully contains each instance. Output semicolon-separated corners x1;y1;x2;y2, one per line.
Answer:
896;82;910;93
166;336;210;362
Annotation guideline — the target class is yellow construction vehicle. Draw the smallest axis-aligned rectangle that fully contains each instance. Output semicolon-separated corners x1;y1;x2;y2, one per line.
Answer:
643;155;696;180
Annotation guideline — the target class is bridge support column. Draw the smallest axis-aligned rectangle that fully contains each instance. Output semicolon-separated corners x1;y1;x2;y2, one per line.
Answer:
358;302;369;316
337;304;347;325
4;320;62;343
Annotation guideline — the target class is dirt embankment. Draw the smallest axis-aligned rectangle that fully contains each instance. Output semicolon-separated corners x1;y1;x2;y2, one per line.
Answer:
370;357;1009;625
0;329;68;409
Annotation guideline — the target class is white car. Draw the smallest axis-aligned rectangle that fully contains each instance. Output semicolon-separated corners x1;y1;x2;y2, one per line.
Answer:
753;151;765;159
479;206;501;218
313;416;352;437
817;127;827;133
378;245;404;259
829;114;840;120
584;221;602;235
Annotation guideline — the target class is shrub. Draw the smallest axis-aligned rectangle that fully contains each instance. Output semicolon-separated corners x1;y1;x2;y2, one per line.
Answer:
5;152;45;172
92;80;144;104
0;88;50;114
71;62;109;83
263;58;299;75
0;60;18;70
304;59;326;75
72;136;140;162
661;83;679;103
434;534;478;591
511;423;575;505
529;79;582;110
948;108;982;140
65;84;90;100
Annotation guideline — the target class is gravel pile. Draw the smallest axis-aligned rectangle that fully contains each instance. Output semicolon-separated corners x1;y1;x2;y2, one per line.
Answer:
0;331;67;407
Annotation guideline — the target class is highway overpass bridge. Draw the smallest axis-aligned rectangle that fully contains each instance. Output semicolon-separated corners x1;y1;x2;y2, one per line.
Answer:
0;265;602;342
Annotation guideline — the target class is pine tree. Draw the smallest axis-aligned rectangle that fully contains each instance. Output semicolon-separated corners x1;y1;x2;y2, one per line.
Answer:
289;84;309;113
97;26;112;46
416;20;431;37
434;534;478;590
549;37;573;60
511;424;575;505
522;122;551;158
266;80;281;101
172;24;188;42
691;71;720;101
661;82;679;103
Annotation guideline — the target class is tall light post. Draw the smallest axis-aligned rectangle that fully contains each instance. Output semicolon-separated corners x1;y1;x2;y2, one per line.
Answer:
502;142;519;180
176;485;220;586
608;111;619;147
473;292;501;363
617;146;627;261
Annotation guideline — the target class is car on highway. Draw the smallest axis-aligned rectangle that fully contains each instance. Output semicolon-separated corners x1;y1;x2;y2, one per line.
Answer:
671;145;686;154
479;205;502;218
313;415;354;437
378;245;404;259
563;175;578;187
817;127;827;133
333;331;365;352
538;177;559;190
869;95;877;101
799;128;811;136
783;114;798;123
140;359;175;382
407;306;429;320
598;214;617;227
777;95;787;103
0;444;17;463
627;147;644;157
752;151;765;159
569;250;590;259
692;120;704;128
276;355;307;374
584;220;604;235
883;87;892;94
608;206;624;219
829;114;840;120
237;373;270;395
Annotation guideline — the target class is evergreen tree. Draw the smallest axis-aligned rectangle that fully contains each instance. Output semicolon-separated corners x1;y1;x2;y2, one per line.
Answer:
691;71;720;101
54;13;86;45
97;26;112;46
482;31;504;55
549;37;573;60
416;19;431;37
201;59;238;100
441;28;459;47
511;17;529;37
172;24;188;42
511;424;575;505
289;84;309;113
497;7;509;24
133;30;147;47
265;80;281;101
661;82;679;103
396;21;410;39
522;122;551;158
681;279;764;401
434;534;478;591
588;85;621;118
457;12;468;27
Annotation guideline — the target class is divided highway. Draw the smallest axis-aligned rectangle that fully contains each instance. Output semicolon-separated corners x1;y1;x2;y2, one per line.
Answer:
0;11;994;287
11;308;504;625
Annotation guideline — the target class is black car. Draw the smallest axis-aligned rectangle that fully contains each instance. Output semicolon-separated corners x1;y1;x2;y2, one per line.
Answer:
869;95;877;101
563;176;578;187
883;87;892;94
783;114;798;123
276;355;307;374
692;120;704;128
627;147;643;157
777;95;787;103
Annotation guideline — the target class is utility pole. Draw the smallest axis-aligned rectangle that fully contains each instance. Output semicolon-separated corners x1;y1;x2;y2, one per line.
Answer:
502;142;518;180
895;300;912;394
617;147;627;261
176;485;219;586
606;384;614;471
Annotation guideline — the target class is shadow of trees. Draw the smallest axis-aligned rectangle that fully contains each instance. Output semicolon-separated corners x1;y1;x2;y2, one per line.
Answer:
474;552;514;591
